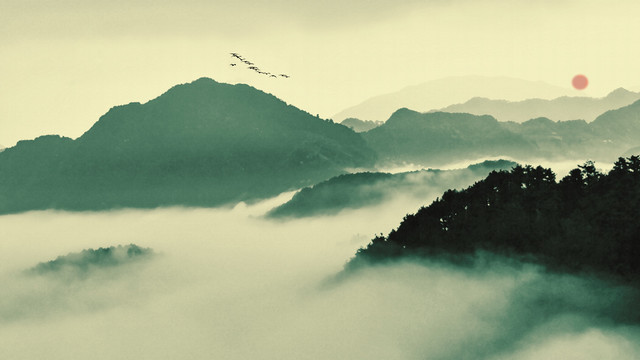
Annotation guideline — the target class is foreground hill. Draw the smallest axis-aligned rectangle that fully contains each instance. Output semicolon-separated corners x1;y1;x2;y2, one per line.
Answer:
267;160;516;218
438;88;640;123
349;156;640;286
333;76;573;122
0;78;375;214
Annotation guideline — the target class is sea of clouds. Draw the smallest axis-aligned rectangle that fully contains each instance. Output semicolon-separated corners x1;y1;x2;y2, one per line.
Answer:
0;160;637;360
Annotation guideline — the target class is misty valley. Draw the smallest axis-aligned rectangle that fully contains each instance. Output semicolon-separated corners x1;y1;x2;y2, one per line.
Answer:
1;78;640;359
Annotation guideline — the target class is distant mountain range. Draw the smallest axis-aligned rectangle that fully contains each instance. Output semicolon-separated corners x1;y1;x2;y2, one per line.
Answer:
267;160;516;218
363;110;535;166
333;76;574;122
340;118;384;132
437;88;640;123
3;77;640;215
363;100;640;167
0;78;375;214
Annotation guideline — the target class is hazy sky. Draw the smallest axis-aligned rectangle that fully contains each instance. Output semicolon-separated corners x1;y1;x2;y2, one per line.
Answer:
2;0;640;146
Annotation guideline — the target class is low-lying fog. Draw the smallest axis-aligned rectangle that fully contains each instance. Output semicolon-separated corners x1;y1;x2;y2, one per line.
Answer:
376;156;614;177
1;159;637;360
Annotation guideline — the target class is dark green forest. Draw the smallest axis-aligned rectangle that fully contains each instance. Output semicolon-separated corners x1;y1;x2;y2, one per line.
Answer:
350;156;640;285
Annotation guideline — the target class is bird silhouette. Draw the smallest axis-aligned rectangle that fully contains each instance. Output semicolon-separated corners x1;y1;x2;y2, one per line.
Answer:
229;52;289;79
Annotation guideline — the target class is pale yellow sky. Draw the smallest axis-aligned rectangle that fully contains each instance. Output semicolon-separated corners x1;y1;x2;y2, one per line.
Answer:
1;0;640;146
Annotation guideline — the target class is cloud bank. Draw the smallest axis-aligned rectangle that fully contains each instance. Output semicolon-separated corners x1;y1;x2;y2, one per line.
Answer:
0;200;638;359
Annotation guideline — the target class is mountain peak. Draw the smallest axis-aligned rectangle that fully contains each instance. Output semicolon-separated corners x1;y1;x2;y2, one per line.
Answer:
606;87;634;98
386;108;420;123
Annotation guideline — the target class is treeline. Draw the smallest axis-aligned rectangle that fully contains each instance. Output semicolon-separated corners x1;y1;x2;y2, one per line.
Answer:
350;156;640;284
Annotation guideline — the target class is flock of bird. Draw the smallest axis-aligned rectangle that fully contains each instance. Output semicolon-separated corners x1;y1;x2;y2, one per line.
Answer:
230;53;290;79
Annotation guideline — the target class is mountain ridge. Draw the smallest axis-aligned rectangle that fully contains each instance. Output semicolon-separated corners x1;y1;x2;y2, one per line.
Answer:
437;87;640;123
0;77;376;214
333;76;574;122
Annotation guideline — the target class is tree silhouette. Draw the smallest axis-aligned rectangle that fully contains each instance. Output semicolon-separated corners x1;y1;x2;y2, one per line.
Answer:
351;157;640;286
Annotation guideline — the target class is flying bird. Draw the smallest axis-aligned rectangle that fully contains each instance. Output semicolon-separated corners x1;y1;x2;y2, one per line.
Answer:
229;52;290;79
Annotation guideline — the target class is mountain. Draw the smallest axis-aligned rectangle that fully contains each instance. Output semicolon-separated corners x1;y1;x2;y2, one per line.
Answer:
0;145;5;152
340;118;383;132
333;76;573;122
267;160;516;218
437;88;640;123
349;157;640;287
363;101;640;167
590;99;640;144
0;78;376;214
362;109;536;166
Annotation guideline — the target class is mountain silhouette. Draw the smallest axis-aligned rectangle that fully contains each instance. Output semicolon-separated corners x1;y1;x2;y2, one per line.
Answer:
0;78;375;214
437;88;640;123
349;157;640;288
362;109;536;166
340;118;384;132
267;160;516;218
333;76;573;122
363;100;640;167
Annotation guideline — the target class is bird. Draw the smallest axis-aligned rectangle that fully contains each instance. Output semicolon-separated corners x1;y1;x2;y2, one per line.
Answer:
229;52;289;79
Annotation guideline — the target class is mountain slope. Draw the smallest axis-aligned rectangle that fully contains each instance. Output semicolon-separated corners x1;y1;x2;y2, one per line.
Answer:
267;160;516;218
364;100;640;166
362;109;536;166
333;76;573;122
0;78;376;214
349;157;640;287
438;88;640;123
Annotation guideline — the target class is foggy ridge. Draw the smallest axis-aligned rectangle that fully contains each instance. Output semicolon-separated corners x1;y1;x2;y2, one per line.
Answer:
267;160;516;218
437;87;640;123
340;118;384;132
28;244;153;277
332;76;574;122
364;100;640;166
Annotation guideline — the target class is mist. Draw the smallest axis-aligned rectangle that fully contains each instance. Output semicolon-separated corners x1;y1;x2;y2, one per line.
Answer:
1;197;639;359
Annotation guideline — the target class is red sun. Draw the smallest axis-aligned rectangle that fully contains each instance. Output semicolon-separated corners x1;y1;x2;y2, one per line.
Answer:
572;74;588;90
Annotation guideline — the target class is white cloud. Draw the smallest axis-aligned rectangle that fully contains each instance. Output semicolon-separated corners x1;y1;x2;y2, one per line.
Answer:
0;198;638;359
